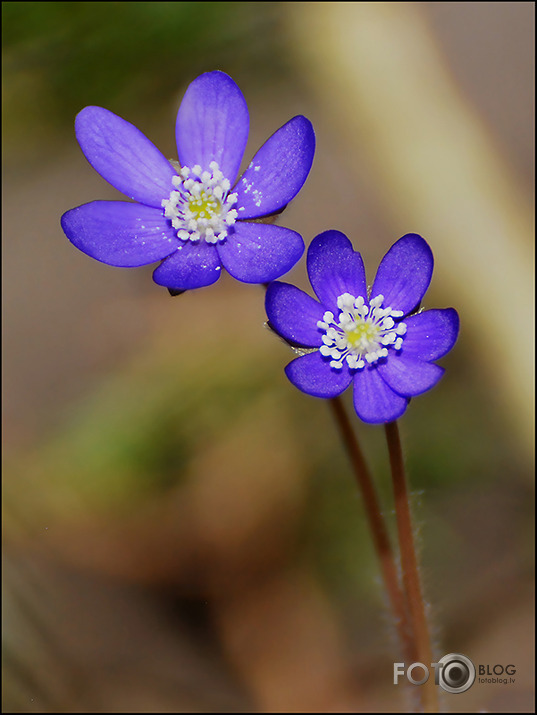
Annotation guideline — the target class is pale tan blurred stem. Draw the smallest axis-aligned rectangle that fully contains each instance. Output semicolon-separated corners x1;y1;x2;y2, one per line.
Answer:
285;2;534;454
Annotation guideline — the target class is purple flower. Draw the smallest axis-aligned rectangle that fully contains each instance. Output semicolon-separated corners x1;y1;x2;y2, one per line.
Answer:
61;71;315;291
266;231;459;424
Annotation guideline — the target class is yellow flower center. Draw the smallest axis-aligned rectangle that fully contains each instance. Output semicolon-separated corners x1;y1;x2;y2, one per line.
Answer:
346;320;380;350
188;191;220;220
161;161;238;244
317;293;407;369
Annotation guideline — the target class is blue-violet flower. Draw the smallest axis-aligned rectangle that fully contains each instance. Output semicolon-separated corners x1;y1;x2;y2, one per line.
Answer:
61;71;315;291
265;231;459;423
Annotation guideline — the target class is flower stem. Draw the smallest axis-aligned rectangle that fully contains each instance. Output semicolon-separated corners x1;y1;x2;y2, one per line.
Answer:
384;420;438;713
329;397;414;664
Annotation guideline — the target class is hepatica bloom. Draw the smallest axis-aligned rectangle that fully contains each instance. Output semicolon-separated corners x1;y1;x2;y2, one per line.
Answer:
266;231;459;423
61;71;315;290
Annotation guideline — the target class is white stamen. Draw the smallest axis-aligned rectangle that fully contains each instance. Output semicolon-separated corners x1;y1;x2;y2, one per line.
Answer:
317;292;407;370
161;161;238;244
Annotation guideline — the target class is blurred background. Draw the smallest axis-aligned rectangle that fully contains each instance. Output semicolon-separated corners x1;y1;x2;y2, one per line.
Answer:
2;2;534;712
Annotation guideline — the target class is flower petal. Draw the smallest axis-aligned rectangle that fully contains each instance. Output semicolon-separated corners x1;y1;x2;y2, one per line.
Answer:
234;116;315;219
61;201;179;267
217;222;304;283
306;230;367;312
352;367;409;424
370;234;433;315
75;106;177;208
285;351;353;398
265;282;325;347
377;355;445;397
152;241;222;291
175;71;249;183
401;309;460;361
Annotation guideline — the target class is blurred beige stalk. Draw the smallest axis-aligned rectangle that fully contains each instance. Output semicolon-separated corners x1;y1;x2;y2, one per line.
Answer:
285;2;534;453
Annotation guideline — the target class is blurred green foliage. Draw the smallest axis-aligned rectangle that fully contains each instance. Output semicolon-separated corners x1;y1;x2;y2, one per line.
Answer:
2;1;292;155
4;312;531;609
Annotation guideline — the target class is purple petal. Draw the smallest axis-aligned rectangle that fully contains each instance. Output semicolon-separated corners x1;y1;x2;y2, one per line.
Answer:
370;234;433;315
75;106;177;208
61;201;179;267
234;116;315;219
352;367;409;424
265;282;325;347
307;230;367;312
377;355;445;397
285;351;353;398
217;222;304;283
401;309;460;361
175;71;249;184
152;241;222;290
